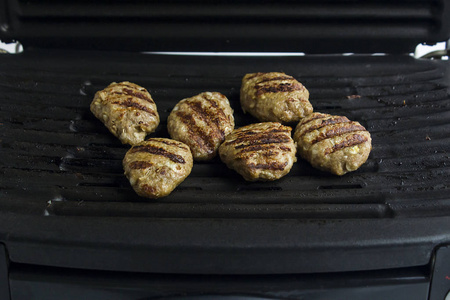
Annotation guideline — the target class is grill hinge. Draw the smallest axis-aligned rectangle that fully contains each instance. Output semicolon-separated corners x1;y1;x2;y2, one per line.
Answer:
429;245;450;300
415;40;450;59
0;40;22;53
0;244;10;300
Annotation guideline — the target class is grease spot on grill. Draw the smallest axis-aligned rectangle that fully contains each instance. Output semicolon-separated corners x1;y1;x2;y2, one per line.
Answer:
79;80;93;96
69;120;78;132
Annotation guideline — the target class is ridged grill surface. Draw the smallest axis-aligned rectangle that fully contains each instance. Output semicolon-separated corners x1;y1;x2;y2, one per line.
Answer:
1;50;450;221
3;0;449;53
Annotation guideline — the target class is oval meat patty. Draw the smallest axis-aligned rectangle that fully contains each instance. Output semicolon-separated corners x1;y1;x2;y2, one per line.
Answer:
240;72;313;123
123;138;193;198
219;122;297;181
167;92;235;161
293;112;372;175
90;81;160;145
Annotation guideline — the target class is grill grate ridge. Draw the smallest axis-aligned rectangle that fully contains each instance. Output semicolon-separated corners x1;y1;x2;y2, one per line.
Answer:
1;51;450;220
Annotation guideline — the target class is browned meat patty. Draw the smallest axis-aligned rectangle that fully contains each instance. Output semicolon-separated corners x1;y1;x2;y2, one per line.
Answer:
240;72;313;123
90;81;160;145
167;92;235;161
123;138;193;198
219;122;297;181
293;112;372;175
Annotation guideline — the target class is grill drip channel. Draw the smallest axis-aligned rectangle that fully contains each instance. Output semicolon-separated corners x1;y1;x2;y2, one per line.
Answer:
1;50;450;221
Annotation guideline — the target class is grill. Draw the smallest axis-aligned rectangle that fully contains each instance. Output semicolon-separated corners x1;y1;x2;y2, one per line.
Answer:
1;1;450;299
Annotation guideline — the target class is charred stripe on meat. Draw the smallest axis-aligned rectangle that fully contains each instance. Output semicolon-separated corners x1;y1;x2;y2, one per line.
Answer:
175;110;216;154
236;144;291;156
256;82;304;96
311;123;367;144
185;100;225;140
110;89;154;104
299;116;350;137
248;161;288;171
130;145;186;164
256;75;294;84
233;135;292;149
158;139;190;151
226;129;290;146
112;98;157;116
298;113;329;127
123;88;154;103
129;161;154;169
324;133;369;155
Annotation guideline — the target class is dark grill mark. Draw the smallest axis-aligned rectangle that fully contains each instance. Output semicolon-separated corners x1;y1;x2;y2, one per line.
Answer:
256;75;294;84
299;113;329;127
300;116;350;137
129;161;154;169
248;161;288;171
229;127;291;145
130;145;186;164
175;111;216;153
311;123;367;144
245;72;265;80
159;139;189;150
123;88;154;104
234;135;292;149
115;82;138;89
324;134;369;155
186;100;225;140
256;82;304;96
202;93;220;108
236;144;278;155
141;184;157;195
112;99;156;116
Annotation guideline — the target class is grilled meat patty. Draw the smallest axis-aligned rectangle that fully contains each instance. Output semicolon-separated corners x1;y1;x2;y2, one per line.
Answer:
167;92;235;161
90;81;160;145
240;72;313;123
123;138;193;198
293;112;372;175
219;122;297;181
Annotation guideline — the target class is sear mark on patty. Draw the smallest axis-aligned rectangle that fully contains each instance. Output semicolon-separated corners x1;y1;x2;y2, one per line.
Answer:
175;110;216;154
300;116;350;137
248;161;288;171
311;123;367;144
112;98;157;116
324;133;369;155
185;100;225;140
129;161;154;169
130;145;186;164
256;82;304;96
122;88;154;103
256;75;294;84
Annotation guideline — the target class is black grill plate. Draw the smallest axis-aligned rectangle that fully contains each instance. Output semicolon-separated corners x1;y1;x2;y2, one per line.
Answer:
0;50;450;274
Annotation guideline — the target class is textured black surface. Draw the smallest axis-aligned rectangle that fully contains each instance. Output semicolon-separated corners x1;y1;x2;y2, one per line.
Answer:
0;49;450;274
1;0;450;53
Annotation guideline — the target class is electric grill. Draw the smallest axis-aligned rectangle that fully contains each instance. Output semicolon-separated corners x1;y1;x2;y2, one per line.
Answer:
1;1;450;299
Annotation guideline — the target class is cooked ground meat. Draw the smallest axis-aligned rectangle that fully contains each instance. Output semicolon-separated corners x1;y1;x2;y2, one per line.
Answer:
167;92;235;161
240;72;313;123
219;122;297;181
123;138;193;198
293;112;372;175
90;81;160;145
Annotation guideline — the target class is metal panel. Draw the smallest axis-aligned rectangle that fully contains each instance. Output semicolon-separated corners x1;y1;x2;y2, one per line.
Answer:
0;0;449;53
9;263;429;300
